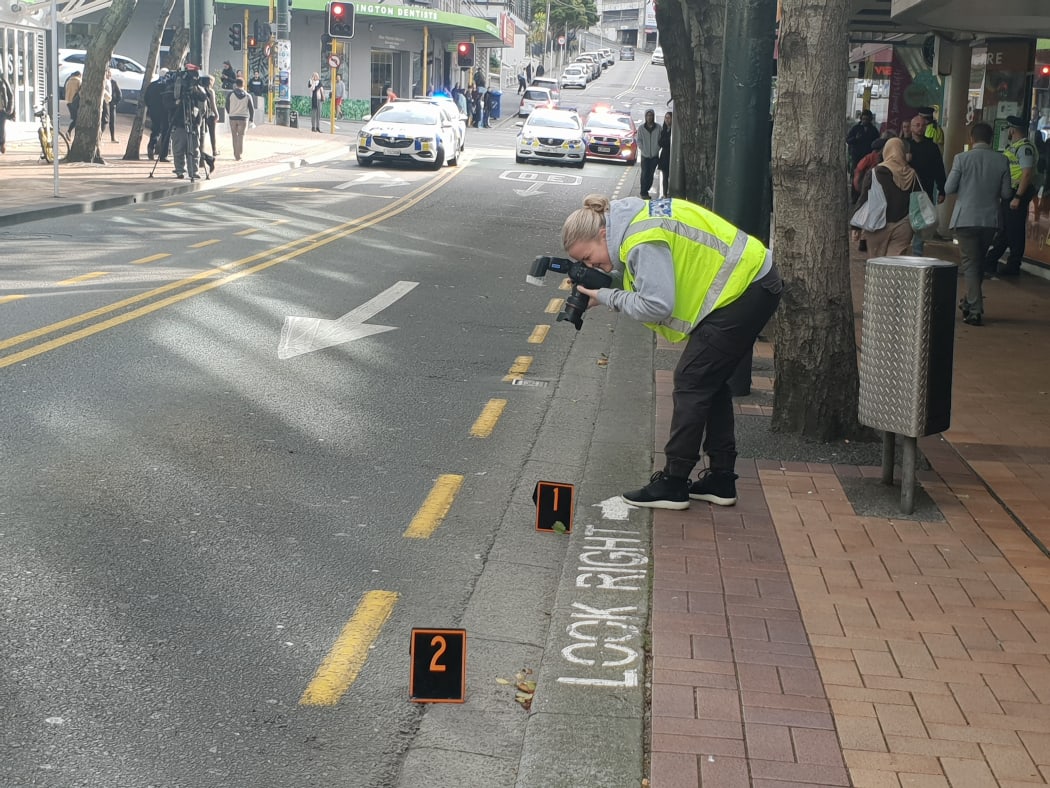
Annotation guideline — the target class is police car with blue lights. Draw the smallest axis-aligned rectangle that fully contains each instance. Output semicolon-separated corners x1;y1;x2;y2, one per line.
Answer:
357;100;460;169
515;107;586;168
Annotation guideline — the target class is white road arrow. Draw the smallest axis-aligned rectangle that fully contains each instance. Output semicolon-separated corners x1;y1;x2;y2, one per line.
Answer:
514;182;546;197
277;281;418;360
593;496;637;520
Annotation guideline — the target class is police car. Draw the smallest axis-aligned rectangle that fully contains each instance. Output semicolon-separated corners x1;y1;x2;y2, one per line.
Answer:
357;100;460;169
515;107;586;168
583;106;638;165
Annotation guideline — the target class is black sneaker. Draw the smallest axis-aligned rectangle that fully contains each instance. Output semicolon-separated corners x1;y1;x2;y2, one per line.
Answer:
622;471;690;510
963;313;983;326
958;299;970;320
689;470;738;506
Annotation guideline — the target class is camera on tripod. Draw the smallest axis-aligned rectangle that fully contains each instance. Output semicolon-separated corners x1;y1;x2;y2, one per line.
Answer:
526;255;613;330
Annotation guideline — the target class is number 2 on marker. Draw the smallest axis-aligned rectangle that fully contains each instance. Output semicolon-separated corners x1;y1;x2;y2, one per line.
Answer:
430;635;447;672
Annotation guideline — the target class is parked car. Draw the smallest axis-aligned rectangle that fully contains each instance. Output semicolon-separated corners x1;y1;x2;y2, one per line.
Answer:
560;65;590;90
620;46;635;61
519;87;556;117
515;108;586;168
58;48;156;107
529;77;561;106
583;107;638;165
574;54;602;81
598;48;615;67
651;46;664;66
357;100;459;169
411;96;466;158
581;51;608;70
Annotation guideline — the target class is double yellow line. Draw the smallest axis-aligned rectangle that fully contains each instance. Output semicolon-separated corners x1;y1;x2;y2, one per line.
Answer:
0;167;461;371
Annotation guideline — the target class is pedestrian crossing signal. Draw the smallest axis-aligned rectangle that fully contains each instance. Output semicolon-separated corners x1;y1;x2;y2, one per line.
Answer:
247;35;257;49
457;41;475;68
327;1;355;38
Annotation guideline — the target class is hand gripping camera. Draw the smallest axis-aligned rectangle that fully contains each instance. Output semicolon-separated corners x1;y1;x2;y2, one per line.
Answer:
527;255;613;330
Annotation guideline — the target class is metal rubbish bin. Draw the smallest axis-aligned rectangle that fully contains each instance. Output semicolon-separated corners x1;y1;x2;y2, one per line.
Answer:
289;110;298;129
489;90;502;120
858;256;957;513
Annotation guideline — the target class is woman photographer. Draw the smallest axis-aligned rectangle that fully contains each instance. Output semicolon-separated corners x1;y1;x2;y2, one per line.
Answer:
563;194;781;510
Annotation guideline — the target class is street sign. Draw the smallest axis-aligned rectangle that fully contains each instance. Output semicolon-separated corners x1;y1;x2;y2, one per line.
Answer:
409;628;466;703
558;35;566;46
328;54;341;68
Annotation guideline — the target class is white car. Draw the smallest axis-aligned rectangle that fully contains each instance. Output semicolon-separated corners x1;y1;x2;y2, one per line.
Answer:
412;95;466;157
58;49;156;106
515;108;586;168
560;65;589;90
652;46;664;66
357;100;459;169
529;77;561;105
519;87;555;117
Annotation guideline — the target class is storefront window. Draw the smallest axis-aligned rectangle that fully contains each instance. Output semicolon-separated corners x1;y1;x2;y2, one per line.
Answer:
1;25;46;123
370;51;393;114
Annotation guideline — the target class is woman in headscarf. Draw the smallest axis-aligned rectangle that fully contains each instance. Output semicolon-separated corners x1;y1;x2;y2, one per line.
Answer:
854;136;921;257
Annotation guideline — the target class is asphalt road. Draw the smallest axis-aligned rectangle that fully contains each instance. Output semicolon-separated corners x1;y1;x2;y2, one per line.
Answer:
0;58;671;787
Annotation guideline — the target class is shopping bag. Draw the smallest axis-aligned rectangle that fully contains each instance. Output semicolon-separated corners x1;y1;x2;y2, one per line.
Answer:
852;176;887;232
909;190;937;232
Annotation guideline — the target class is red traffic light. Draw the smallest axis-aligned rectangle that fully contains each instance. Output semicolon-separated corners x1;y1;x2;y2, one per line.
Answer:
458;42;469;55
456;41;474;67
331;2;346;17
327;1;354;38
1042;65;1050;76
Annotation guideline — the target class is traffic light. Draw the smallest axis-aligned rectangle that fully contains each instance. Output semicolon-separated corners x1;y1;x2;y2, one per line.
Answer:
327;2;355;38
456;41;474;68
247;35;257;49
228;23;242;51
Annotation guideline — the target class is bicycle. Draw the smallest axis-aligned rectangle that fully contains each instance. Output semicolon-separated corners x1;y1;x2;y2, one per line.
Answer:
34;99;70;163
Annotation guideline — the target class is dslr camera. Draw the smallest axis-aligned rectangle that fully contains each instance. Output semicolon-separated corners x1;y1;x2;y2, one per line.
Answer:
527;255;613;330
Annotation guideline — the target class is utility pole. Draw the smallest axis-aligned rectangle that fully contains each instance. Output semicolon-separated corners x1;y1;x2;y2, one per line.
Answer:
189;0;203;66
712;0;777;395
275;0;291;125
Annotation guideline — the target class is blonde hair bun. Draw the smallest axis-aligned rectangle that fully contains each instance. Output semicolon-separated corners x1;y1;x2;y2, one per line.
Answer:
583;194;610;213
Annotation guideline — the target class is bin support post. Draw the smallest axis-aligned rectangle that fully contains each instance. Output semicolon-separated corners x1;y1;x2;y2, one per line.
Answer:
881;431;895;485
901;436;917;515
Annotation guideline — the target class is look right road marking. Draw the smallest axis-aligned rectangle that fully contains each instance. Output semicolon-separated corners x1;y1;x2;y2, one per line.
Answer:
300;590;399;706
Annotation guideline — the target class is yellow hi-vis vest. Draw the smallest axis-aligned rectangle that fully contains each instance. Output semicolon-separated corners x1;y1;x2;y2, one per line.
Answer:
619;199;770;343
1005;136;1037;190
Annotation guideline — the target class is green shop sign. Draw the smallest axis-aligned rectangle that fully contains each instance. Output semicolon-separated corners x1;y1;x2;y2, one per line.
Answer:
354;2;497;36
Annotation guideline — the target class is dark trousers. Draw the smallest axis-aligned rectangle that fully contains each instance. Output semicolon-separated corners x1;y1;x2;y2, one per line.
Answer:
640;156;659;197
955;227;995;315
985;191;1033;273
664;268;783;479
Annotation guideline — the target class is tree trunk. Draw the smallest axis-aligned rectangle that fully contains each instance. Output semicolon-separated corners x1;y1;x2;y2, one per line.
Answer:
655;0;725;207
66;0;140;163
123;0;179;161
163;29;191;72
770;0;864;440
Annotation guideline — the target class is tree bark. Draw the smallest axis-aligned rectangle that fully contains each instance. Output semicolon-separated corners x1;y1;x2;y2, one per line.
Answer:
654;0;725;207
770;0;864;440
66;0;140;163
123;0;179;161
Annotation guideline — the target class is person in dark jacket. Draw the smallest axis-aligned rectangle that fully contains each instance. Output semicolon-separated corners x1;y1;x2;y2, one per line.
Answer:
846;110;879;171
903;114;947;254
657;111;672;198
144;77;171;162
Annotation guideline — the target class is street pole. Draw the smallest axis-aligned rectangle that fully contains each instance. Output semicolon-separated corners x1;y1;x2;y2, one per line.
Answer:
189;0;203;67
275;0;291;125
712;0;777;396
543;0;550;72
50;0;59;196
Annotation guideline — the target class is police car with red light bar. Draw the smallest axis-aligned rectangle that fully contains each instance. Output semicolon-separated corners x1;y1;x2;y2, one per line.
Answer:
583;106;638;165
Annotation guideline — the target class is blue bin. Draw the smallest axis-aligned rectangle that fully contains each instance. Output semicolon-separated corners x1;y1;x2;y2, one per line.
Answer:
489;90;502;120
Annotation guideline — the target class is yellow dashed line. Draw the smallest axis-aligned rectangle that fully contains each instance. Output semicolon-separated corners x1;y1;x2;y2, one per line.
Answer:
196;194;216;200
545;298;562;314
470;399;507;437
403;474;464;539
527;325;550;344
131;253;171;265
0;295;27;304
502;355;533;382
190;239;220;248
57;272;109;286
235;228;259;236
299;590;399;706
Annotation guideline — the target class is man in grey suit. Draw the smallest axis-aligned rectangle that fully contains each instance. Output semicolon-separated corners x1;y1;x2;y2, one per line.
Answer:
944;123;1012;326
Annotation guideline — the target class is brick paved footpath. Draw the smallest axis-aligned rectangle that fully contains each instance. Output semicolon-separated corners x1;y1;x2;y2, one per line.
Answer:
648;249;1050;787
